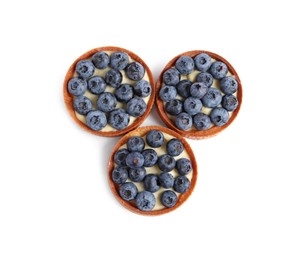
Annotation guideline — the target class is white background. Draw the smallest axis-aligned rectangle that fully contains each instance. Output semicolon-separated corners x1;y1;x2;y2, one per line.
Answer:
0;0;301;259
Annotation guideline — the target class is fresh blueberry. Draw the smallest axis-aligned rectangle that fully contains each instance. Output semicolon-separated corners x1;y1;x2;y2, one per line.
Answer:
175;112;192;130
108;108;130;130
135;191;156;211
134;80;152;97
175;56;194;75
68;77;87;96
142;149;158;167
165;99;183;115
190;82;208;99
73;96;93;115
166;138;184;157
210;61;228;79
161;190;177;208
173;176;190;193
210;107;229;126
105;69;122;88
115;84;134;103
220;76;238;94
222;94;238;111
176;80;192;98
183;97;202;116
110;52;129;70
158;172;174;189
126;97;147;117
125;152;144;169
194;53;212;72
126;62;145;81
143;174;161;193
158;154;176;172
176;158;192;176
92;51;110;69
75;60;95;79
193;112;211;130
163;68;180;86
129;167;146;182
159;85;177;102
112;166;128;184
146;130;164;148
119;182;138;201
87;76;106;95
114;148;129;166
97;92;117;112
196;72;214;88
86;110;107;131
127;136;145;152
201;88;222;108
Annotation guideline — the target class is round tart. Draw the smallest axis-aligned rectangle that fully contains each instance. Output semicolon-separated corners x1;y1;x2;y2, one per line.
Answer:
63;46;155;137
155;50;242;139
108;126;198;216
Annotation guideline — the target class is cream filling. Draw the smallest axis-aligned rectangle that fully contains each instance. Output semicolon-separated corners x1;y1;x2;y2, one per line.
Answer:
115;132;192;211
74;51;151;132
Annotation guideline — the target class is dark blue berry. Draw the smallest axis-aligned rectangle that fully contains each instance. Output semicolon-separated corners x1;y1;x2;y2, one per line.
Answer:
105;69;122;88
176;158;192;176
134;80;152;97
75;60;95;79
126;62;145;81
161;190;177;208
86;110;107;130
126;97;147;117
125;152;144;169
115;84;134;103
108;108;130;130
129;167;146;182
143;174;161;193
159;85;177;102
112;166;128;184
165;99;183;115
68;77;87;96
194;53;212;72
135;191;156;211
166;138;184;157
175;56;194;75
142;149;158;167
127;136;145;152
190;82;208;99
220;76;238;94
210;61;228;79
146;130;164;148
158;172;174;189
119;182;138;201
196;72;214;88
201;88;222;108
163;68;180;86
73;96;93;115
114;148;129;166
210;107;229;126
183;97;202;116
176;80;192;98
87;76;106;95
92;51;110;69
193;113;211;130
175;112;192;130
110;52;129;70
158;154;176;172
222;94;238;111
173;176;190;193
97;92;117;112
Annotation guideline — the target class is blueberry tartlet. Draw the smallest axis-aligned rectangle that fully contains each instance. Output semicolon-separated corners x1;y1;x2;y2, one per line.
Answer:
63;46;155;137
108;126;197;216
156;50;242;139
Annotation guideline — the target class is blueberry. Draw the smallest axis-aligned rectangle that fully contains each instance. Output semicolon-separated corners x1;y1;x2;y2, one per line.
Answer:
87;76;106;95
163;68;180;86
210;107;229;126
146;130;164;148
142;149;158;167
173;176;190;193
220;76;238;94
166;138;184;157
119;182;138;201
161;190;177;208
175;56;194;75
129;167;146;182
175;112;192;130
158;172;174;189
222;94;238;111
126;97;147;117
201;88;222;108
127;136;145;152
86;110;107;130
194;53;212;72
134;80;152;97
190;82;208;99
112;166;128;184
125;152;144;168
68;77;87;96
108;108;130;130
165;99;183;115
209;61;228;79
97;92;117;112
73;96;93;115
159;85;177;102
75;60;95;79
196;72;214;88
183;97;202;116
193;112;211;130
115;84;134;103
114;148;129;166
158;154;176;172
126;62;145;81
92;51;110;69
143;174;161;193
105;69;122;88
176;158;192;176
110;52;129;70
135;191;156;211
176;80;192;98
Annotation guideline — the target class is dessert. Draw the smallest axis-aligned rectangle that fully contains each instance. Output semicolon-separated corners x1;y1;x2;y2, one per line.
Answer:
63;46;155;137
156;50;242;139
